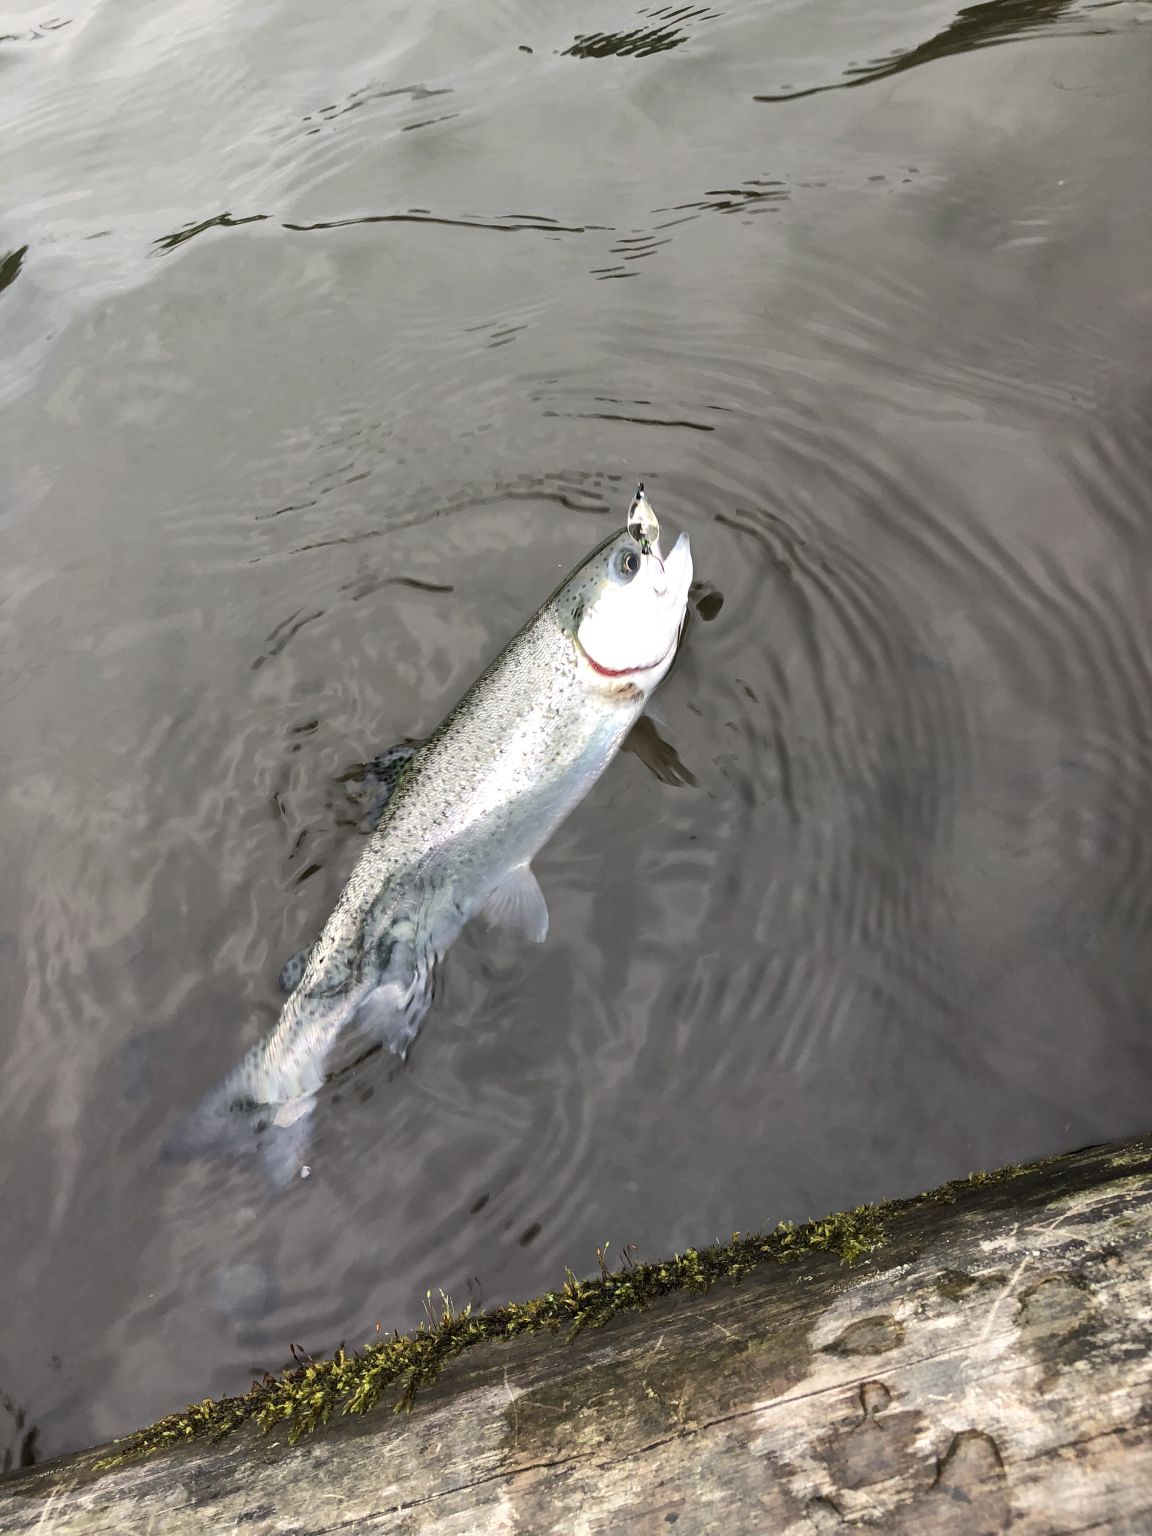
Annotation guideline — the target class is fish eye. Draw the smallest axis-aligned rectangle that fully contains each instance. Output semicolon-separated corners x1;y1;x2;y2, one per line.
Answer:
616;548;641;579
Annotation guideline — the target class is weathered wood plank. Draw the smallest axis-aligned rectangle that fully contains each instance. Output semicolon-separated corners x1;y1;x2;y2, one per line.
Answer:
4;1137;1152;1534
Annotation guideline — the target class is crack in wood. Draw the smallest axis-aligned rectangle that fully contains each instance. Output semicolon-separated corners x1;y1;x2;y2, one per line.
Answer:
5;1137;1152;1534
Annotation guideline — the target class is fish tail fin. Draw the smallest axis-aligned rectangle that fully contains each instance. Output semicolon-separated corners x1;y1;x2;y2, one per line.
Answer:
160;1058;319;1188
162;943;438;1181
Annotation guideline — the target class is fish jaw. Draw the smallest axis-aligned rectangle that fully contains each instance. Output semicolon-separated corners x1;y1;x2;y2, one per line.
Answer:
656;530;693;622
574;531;692;697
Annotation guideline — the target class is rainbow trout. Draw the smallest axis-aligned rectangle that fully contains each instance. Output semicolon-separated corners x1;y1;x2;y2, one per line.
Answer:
170;486;692;1179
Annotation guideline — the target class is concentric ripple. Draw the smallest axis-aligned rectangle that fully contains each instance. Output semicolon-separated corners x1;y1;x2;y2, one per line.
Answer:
2;0;1151;1469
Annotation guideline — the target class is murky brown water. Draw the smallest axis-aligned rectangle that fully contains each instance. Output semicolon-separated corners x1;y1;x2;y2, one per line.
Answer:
2;0;1151;1468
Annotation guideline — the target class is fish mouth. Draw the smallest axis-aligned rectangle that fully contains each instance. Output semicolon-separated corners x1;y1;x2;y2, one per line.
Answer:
578;531;692;678
577;630;679;679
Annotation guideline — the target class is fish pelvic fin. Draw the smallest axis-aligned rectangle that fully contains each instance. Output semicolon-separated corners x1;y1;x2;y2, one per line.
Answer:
480;863;549;943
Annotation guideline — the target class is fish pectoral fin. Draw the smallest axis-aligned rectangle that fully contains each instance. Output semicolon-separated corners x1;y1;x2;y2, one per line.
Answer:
481;864;549;944
621;712;697;788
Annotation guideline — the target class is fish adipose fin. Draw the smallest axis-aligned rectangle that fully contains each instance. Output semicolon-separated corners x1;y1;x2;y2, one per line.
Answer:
480;863;549;943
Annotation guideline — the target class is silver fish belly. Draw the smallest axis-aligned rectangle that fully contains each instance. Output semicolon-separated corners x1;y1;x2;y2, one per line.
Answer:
169;489;692;1178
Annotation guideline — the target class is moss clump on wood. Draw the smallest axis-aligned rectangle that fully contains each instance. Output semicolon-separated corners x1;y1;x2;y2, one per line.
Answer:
97;1157;1035;1470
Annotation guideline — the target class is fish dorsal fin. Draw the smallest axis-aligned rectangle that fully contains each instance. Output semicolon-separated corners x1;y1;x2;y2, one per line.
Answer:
278;945;312;995
349;739;421;830
481;863;549;943
278;739;423;994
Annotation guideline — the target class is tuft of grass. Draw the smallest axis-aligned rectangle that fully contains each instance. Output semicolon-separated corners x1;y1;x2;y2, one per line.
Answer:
93;1153;1047;1470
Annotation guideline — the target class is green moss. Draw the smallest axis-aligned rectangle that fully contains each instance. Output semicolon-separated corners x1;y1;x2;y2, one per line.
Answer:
92;1147;1064;1469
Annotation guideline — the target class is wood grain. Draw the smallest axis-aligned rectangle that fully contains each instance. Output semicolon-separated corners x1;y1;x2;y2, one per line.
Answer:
4;1136;1151;1534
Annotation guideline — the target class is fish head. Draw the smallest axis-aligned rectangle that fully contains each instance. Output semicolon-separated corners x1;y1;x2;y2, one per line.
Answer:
562;486;693;698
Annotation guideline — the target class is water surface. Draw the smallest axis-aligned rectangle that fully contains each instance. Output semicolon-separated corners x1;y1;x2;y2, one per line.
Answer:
2;0;1151;1464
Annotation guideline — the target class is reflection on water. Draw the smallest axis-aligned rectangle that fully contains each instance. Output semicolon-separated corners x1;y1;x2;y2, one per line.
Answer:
2;0;1151;1467
0;246;26;294
564;4;723;60
755;0;1087;100
0;1393;38;1477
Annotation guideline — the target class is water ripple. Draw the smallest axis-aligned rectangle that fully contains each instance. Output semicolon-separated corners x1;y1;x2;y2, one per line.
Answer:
563;3;722;59
755;0;1093;102
0;246;28;293
4;0;1152;1466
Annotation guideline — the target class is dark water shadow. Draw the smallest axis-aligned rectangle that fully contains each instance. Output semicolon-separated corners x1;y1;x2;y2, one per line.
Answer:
564;4;722;59
756;0;1085;101
153;212;270;254
1;1391;39;1474
0;246;27;295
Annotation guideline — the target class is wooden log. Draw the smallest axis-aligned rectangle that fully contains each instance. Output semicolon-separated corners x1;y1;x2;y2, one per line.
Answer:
4;1136;1152;1534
